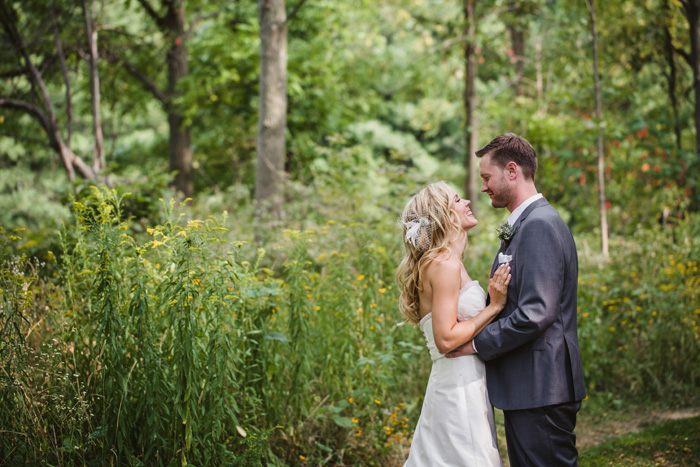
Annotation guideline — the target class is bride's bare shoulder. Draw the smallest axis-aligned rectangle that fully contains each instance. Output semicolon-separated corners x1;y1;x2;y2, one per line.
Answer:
423;254;461;282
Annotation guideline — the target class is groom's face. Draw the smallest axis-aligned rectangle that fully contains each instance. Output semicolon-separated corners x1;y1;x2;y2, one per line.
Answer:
479;154;512;209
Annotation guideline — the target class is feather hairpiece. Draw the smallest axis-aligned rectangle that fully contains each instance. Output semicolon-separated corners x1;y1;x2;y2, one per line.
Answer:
402;217;431;247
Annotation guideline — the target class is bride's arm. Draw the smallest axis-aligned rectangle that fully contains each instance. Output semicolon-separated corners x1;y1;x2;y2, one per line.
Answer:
429;262;510;355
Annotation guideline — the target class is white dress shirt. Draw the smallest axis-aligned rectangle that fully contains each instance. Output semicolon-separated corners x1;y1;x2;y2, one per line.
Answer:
506;193;543;227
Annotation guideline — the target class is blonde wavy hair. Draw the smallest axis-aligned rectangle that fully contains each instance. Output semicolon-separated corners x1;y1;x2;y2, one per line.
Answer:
396;181;462;324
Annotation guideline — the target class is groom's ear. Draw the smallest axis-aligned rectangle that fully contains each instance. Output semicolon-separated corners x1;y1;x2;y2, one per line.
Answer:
505;161;518;180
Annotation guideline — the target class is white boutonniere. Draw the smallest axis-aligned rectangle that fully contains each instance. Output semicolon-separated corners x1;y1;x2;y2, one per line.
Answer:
498;252;512;264
496;222;518;243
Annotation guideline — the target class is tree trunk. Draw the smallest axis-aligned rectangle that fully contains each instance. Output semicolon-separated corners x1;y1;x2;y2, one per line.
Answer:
82;0;105;172
51;9;72;147
586;0;609;257
509;22;525;97
664;27;682;149
163;1;193;197
255;0;288;216
682;0;700;155
463;0;479;215
535;32;544;111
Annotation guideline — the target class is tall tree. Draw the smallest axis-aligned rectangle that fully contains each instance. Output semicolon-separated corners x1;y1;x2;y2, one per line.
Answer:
255;0;290;215
107;0;194;196
463;0;479;215
507;1;526;98
160;0;192;198
82;0;106;172
586;0;609;257
0;0;97;181
664;24;682;150
681;0;700;156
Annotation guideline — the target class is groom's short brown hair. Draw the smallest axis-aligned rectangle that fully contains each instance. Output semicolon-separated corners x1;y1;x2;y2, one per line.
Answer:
475;133;537;181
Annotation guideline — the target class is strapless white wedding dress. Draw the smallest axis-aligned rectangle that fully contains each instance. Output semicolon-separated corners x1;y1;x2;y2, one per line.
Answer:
404;281;502;467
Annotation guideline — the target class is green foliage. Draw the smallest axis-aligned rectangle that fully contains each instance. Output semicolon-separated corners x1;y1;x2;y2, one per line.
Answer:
577;216;700;399
579;415;700;466
2;0;700;464
0;167;71;252
0;174;426;465
2;163;700;465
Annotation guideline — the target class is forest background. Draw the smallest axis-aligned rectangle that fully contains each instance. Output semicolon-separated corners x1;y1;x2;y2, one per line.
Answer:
1;0;699;466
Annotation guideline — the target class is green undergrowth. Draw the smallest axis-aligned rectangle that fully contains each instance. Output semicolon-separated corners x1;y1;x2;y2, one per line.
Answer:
579;415;700;466
1;178;699;466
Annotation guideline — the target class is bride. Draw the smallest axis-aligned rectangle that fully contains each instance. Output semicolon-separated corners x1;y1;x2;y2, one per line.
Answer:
396;181;510;466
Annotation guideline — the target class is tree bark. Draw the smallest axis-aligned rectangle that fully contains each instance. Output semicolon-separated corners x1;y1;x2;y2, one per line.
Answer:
463;0;479;216
131;0;193;197
51;10;73;147
586;0;609;257
664;26;682;149
255;0;288;216
82;0;106;172
163;0;193;197
535;32;544;110
509;22;525;97
682;0;700;155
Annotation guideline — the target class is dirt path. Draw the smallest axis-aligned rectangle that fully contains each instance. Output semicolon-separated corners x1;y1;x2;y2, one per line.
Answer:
576;406;700;450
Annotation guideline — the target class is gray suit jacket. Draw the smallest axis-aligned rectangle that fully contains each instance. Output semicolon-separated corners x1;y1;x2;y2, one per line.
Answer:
474;197;586;411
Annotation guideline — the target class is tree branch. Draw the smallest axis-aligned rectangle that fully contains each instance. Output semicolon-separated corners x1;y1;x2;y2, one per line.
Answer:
103;51;167;103
672;43;692;68
285;0;308;24
0;98;51;135
0;131;52;146
0;2;58;128
0;0;96;181
188;0;237;35
0;68;27;79
99;25;161;48
137;0;166;29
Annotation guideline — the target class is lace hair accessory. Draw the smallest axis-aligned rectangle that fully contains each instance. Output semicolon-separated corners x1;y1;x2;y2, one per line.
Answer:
402;216;433;251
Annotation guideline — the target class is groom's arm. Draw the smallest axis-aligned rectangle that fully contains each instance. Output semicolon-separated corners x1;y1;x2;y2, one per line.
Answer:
473;216;566;361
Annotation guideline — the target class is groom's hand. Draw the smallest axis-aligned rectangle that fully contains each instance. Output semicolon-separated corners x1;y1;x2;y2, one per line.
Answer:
445;341;476;358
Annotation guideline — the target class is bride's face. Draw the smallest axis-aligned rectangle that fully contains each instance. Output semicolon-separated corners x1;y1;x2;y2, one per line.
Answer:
449;189;478;231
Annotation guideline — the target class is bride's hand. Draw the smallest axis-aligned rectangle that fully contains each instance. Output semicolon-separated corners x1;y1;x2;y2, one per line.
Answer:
488;264;511;310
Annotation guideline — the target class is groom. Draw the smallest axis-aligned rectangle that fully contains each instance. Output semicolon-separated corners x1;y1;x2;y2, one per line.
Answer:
447;134;586;466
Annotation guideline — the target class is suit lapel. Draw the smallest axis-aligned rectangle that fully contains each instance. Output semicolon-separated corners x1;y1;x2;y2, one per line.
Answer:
511;197;549;234
491;197;549;277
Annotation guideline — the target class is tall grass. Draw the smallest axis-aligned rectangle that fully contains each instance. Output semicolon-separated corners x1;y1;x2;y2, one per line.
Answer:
1;170;699;465
0;178;428;465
